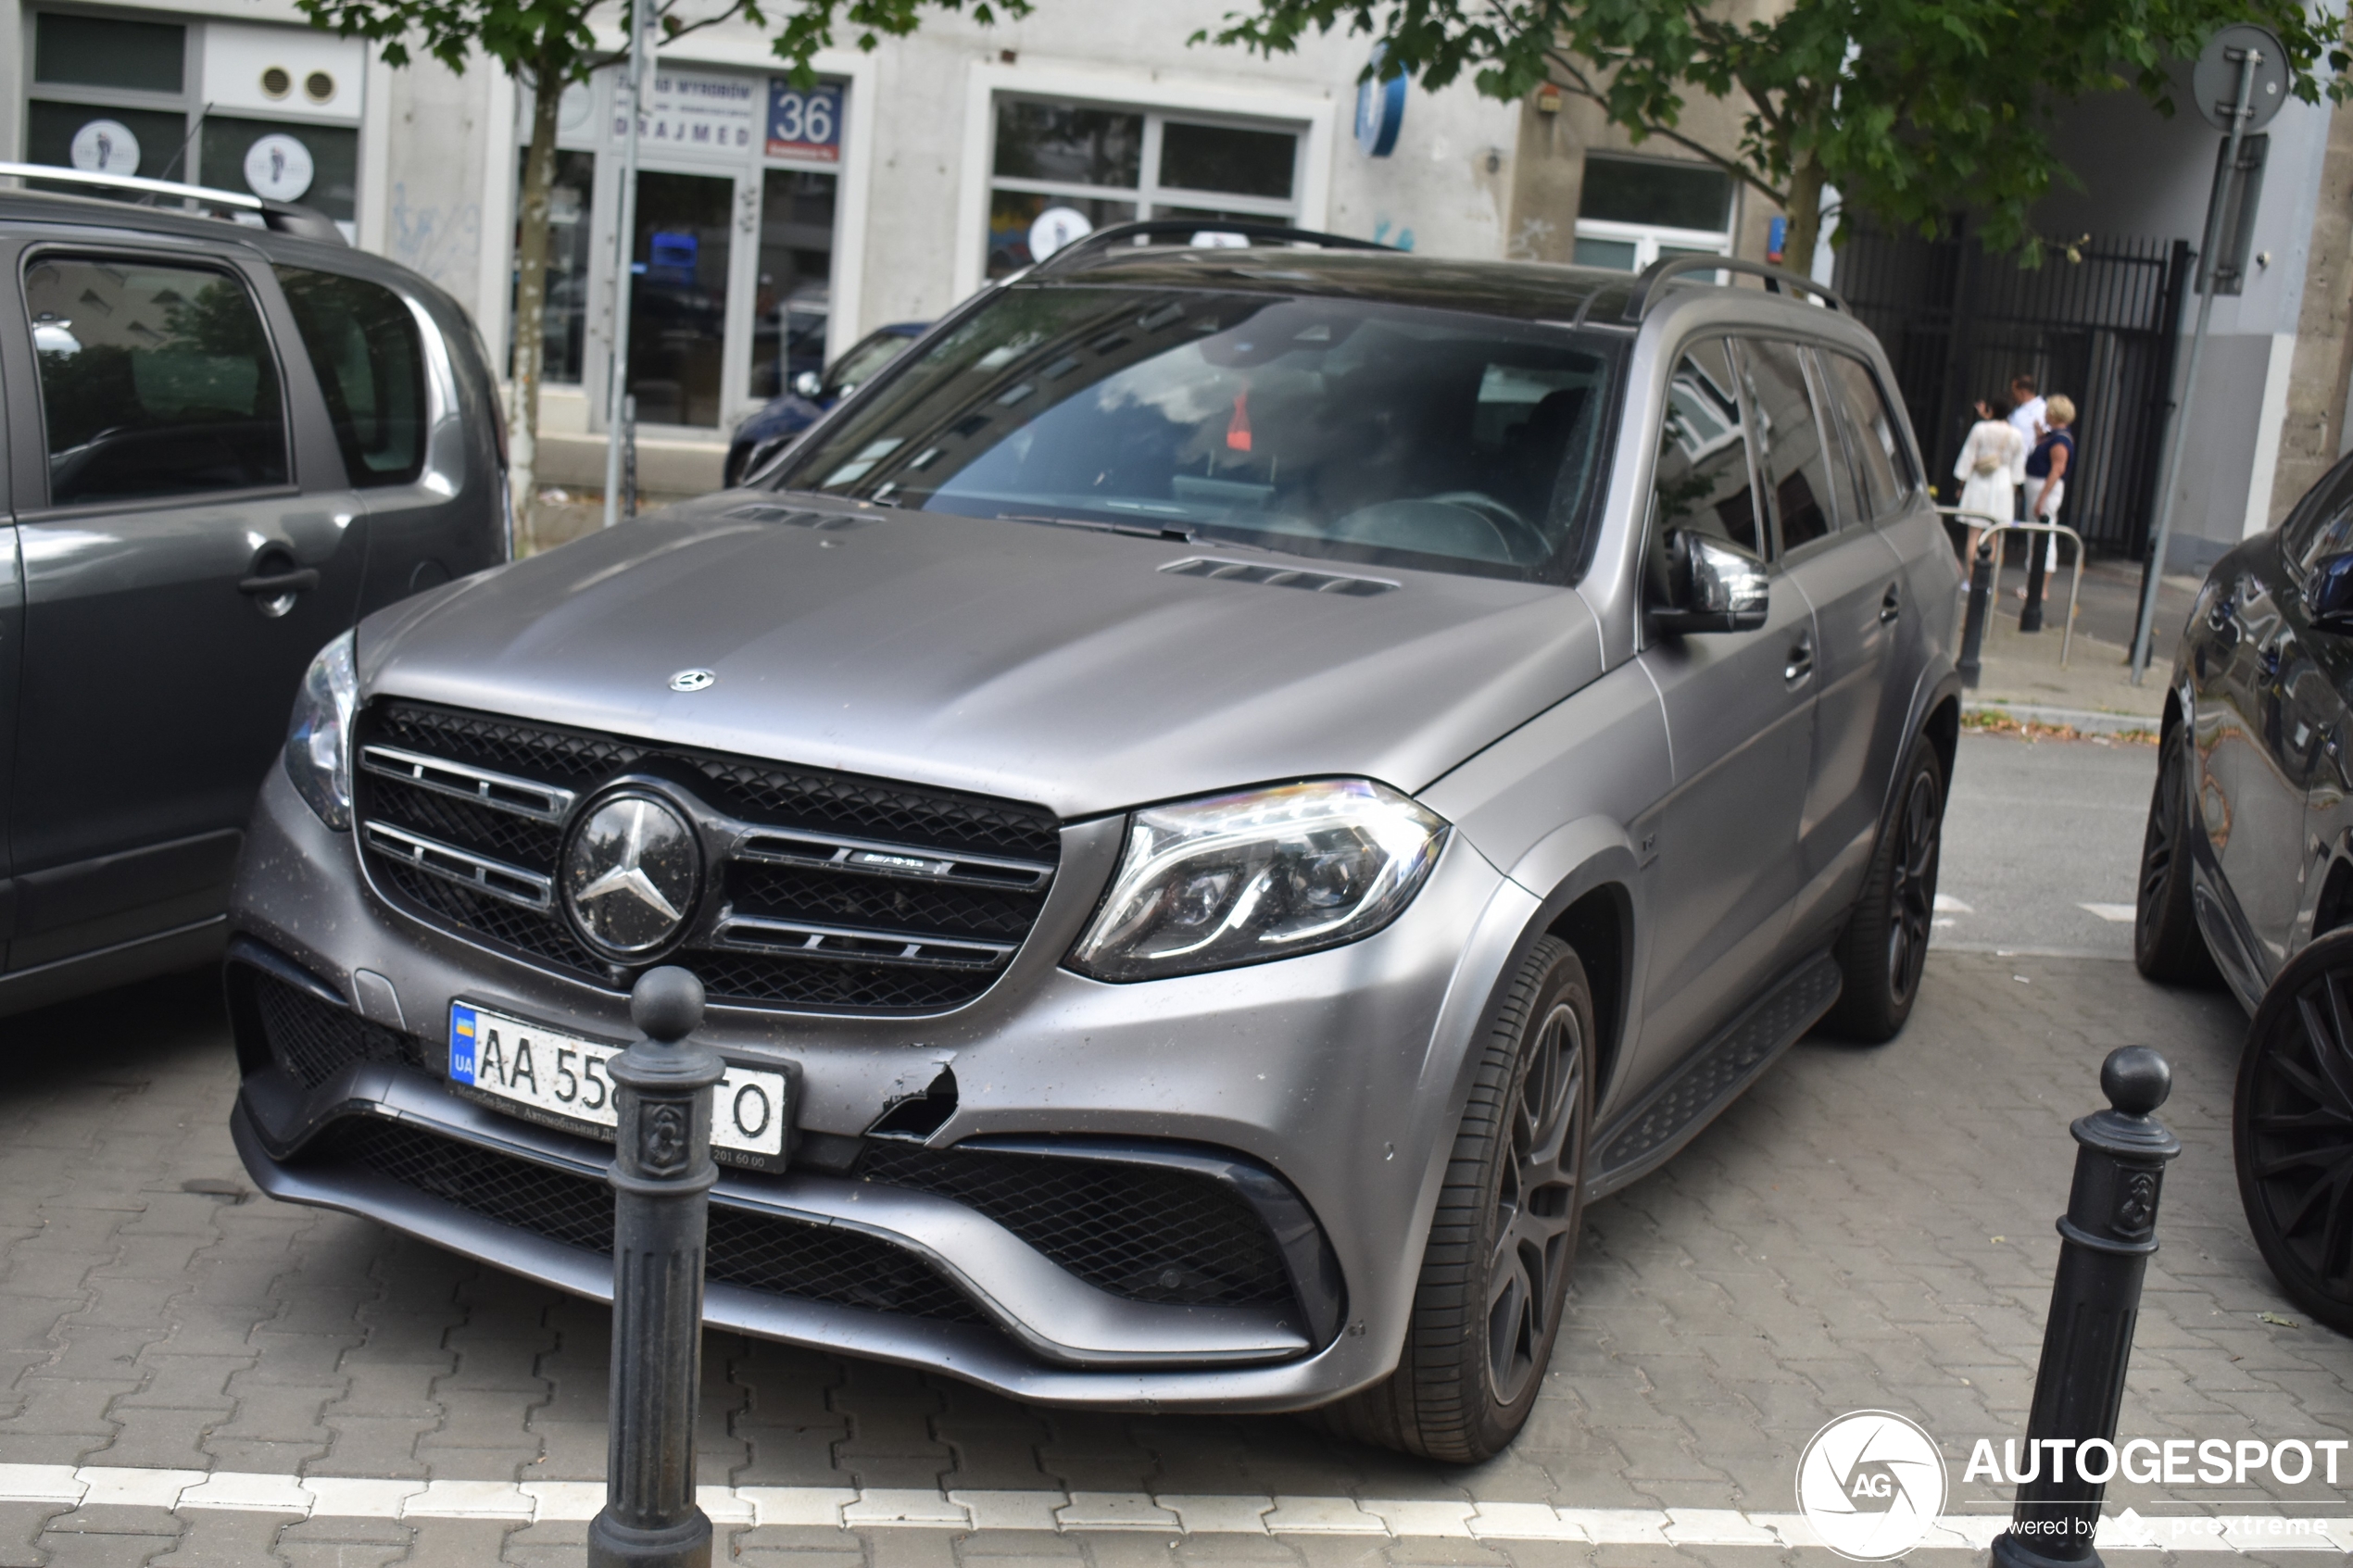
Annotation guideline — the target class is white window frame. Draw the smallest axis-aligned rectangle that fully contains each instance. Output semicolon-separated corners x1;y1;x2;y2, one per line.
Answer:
1571;218;1732;273
953;60;1335;300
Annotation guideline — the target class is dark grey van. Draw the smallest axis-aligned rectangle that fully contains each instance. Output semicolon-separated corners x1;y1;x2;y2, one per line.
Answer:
0;167;509;1013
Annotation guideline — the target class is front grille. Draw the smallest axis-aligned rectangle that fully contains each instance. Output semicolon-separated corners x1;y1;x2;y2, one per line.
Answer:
314;1117;987;1323
252;972;431;1087
354;700;1062;1013
855;1143;1294;1308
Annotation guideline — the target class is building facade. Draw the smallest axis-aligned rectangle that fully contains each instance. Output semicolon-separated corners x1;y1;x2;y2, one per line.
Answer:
4;0;1782;493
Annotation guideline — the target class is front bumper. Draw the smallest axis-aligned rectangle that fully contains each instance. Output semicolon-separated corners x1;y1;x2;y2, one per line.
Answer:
228;759;1537;1411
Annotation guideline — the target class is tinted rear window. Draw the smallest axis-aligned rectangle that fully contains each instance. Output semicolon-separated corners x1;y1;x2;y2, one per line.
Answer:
773;285;1621;583
277;267;428;488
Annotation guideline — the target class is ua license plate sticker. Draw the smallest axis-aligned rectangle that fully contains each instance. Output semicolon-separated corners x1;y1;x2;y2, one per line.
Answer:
447;1001;788;1158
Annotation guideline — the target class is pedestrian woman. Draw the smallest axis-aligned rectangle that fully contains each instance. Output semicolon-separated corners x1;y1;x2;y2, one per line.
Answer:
1953;398;2025;546
2026;395;2075;523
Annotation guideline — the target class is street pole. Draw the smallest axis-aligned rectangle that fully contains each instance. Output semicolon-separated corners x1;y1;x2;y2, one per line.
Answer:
600;0;649;531
2128;44;2259;684
588;967;722;1568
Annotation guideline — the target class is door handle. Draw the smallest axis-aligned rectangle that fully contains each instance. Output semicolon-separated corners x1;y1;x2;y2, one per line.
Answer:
1879;583;1902;623
1784;633;1815;684
239;568;321;596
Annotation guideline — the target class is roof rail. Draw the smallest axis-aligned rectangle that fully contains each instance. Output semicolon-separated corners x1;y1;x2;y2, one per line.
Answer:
1623;253;1844;320
1030;219;1396;277
0;163;347;245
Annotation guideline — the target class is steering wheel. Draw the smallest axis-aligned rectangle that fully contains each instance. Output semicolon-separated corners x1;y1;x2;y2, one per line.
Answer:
1428;491;1553;563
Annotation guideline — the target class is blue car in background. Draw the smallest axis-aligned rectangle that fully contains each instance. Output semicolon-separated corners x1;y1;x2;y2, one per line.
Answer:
724;320;928;486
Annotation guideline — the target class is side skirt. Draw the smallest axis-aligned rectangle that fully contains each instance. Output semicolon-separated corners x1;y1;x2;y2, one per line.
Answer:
1587;949;1843;1200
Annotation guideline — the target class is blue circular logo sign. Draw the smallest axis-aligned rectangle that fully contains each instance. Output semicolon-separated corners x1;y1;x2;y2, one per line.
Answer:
1354;44;1405;157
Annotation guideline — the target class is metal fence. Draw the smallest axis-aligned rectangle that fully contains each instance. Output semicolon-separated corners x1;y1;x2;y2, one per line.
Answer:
1834;227;2191;558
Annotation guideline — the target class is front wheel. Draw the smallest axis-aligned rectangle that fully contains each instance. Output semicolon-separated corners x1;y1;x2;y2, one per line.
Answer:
2135;723;2221;986
1306;937;1595;1461
2236;931;2353;1336
1821;736;1944;1042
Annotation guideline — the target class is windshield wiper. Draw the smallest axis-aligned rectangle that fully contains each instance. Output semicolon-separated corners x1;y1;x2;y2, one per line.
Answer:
995;511;1195;543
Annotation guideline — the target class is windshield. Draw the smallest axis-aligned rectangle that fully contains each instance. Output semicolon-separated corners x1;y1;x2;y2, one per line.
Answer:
824;332;916;399
771;285;1620;581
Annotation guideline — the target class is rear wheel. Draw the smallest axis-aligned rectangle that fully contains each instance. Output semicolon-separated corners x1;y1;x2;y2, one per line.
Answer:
2236;932;2353;1336
1821;736;1943;1043
1306;937;1594;1461
2135;723;2221;986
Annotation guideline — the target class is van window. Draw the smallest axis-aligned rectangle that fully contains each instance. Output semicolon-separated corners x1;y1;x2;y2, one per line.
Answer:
26;256;289;507
278;268;429;488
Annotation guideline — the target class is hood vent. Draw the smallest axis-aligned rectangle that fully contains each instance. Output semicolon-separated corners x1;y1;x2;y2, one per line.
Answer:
725;503;875;531
1160;558;1396;597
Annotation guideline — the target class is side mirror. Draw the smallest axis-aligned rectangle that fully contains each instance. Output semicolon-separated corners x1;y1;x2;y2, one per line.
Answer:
1652;529;1769;633
2309;552;2353;633
792;370;824;399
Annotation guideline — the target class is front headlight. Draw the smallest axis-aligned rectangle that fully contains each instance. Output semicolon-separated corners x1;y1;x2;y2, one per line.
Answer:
1067;779;1449;982
284;630;358;830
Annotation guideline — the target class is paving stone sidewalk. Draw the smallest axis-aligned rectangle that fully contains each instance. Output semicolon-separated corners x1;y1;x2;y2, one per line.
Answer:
0;947;2338;1565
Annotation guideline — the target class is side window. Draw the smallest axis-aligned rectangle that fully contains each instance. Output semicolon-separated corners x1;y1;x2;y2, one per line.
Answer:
1736;338;1835;552
2284;457;2353;578
1804;349;1867;532
277;267;428;488
1820;351;1912;521
25;255;289;507
1648;336;1760;601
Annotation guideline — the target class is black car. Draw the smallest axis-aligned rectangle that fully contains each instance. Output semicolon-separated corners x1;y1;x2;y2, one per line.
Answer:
723;321;927;486
0;166;509;1015
2137;447;2353;1332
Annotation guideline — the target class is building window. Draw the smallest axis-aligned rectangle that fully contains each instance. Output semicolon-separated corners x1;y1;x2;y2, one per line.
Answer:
1572;154;1732;272
509;148;598;385
752;169;837;399
986;98;1301;279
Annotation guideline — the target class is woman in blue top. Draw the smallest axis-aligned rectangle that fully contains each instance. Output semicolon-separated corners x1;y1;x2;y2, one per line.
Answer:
2026;395;2075;522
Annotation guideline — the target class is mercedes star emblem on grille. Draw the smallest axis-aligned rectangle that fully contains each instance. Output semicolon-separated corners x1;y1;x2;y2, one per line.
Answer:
562;794;700;955
669;668;716;692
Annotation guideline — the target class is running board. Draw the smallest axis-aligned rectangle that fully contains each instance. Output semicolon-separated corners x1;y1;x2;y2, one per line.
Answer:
1588;950;1843;1199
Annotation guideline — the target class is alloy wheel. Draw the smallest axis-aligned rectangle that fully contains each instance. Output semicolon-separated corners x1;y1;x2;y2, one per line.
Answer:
1486;1001;1584;1406
1883;771;1940;1007
2243;964;2353;1301
2138;742;2184;947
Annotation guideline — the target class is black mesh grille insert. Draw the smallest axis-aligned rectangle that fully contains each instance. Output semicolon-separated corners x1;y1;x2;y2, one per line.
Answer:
855;1143;1293;1308
313;1118;987;1323
251;971;431;1088
355;700;1061;1014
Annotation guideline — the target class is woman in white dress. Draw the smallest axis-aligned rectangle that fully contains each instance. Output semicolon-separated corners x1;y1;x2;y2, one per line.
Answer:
1953;398;2024;533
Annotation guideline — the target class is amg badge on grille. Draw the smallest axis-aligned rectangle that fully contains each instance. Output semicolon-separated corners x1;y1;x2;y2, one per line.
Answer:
563;794;700;955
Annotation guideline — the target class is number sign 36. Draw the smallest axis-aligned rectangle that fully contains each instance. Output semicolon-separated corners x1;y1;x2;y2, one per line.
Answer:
767;82;843;162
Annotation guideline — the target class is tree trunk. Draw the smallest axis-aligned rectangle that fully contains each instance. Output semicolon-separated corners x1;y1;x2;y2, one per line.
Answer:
1782;152;1826;280
508;55;563;553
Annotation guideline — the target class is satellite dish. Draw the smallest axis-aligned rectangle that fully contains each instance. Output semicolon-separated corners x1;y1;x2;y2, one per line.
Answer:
2194;24;2289;133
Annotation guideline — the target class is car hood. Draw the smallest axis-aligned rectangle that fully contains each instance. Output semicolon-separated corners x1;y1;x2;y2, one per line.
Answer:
360;497;1605;819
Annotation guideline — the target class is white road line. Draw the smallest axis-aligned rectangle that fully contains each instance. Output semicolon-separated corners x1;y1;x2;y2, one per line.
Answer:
0;1466;2340;1549
2080;902;2137;922
1934;895;1974;914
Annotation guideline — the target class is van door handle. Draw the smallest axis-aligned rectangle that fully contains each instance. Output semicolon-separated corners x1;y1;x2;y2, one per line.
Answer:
1785;632;1815;684
239;568;321;596
1880;583;1902;623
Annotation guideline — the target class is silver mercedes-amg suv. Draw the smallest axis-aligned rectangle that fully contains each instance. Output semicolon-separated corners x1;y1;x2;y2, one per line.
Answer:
224;224;1962;1461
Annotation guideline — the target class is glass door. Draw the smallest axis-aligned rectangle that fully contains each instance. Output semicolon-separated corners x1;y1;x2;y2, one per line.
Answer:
627;169;734;427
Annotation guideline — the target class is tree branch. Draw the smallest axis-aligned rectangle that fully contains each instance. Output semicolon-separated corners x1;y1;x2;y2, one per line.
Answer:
1541;45;1789;206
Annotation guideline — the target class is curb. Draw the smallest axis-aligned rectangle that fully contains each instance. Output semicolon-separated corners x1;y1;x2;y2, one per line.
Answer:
1962;700;2159;736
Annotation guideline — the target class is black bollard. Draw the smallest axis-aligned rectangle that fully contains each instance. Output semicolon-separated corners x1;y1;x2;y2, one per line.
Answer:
1989;1047;2182;1568
589;968;723;1568
1957;538;1995;690
2020;531;2050;633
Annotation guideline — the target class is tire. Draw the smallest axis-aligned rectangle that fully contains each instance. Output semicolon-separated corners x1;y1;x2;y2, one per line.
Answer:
2235;931;2353;1336
1821;736;1944;1043
1305;937;1594;1461
2135;722;2222;986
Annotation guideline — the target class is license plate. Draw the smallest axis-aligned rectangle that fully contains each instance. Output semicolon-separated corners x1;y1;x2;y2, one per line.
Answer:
447;1002;789;1158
